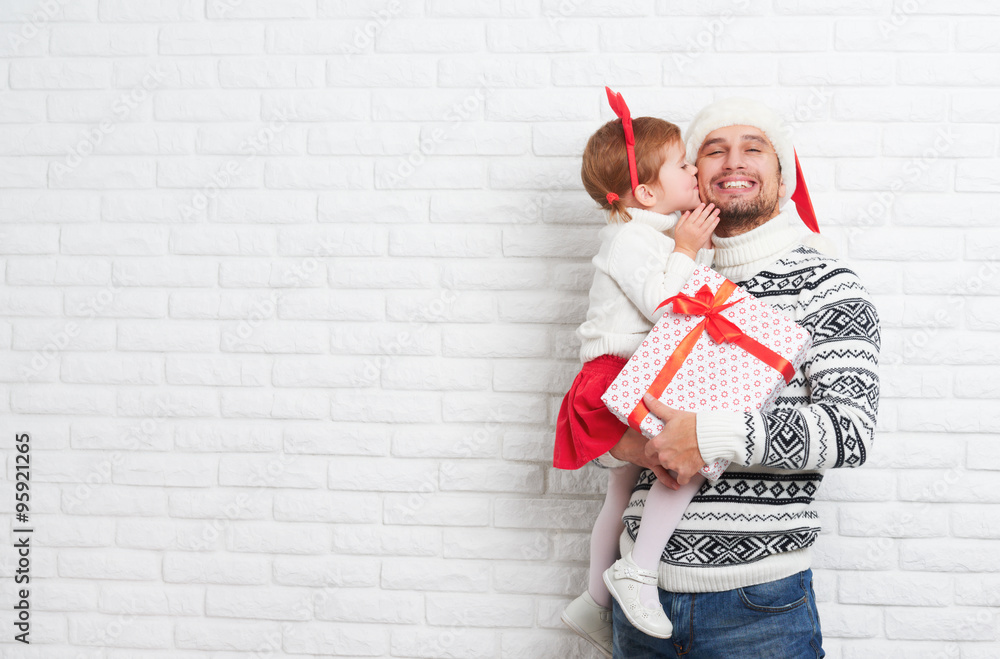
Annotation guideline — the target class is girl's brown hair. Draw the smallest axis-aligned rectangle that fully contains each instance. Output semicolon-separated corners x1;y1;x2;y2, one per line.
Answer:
581;117;682;223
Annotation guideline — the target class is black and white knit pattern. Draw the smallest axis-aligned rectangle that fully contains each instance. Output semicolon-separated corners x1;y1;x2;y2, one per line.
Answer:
621;245;881;571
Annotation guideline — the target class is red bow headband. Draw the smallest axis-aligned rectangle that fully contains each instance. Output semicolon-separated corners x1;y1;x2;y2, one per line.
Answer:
605;86;638;195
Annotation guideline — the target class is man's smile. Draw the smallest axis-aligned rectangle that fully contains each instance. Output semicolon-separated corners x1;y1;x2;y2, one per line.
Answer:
713;176;758;195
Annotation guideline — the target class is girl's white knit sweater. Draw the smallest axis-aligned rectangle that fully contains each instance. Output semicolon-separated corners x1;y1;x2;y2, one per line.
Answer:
578;207;715;364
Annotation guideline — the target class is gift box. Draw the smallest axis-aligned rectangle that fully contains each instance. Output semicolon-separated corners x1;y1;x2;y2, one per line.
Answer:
602;264;813;480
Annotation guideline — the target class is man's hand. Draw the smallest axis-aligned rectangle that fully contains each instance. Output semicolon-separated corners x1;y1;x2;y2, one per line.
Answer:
609;426;680;490
642;393;705;488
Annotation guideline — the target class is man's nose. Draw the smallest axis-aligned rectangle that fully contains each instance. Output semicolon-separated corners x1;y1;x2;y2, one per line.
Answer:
722;150;747;170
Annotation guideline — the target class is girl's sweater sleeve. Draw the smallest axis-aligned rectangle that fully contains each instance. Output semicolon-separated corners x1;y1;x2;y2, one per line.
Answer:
590;231;713;471
695;265;881;472
606;224;699;324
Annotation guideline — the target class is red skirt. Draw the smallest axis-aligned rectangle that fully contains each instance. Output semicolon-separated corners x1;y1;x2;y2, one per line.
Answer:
553;354;630;470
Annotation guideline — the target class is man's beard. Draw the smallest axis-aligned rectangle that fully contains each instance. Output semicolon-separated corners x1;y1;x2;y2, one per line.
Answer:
704;176;781;235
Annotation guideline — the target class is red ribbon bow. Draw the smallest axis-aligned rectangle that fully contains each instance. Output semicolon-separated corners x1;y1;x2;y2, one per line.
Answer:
605;86;638;195
627;280;797;432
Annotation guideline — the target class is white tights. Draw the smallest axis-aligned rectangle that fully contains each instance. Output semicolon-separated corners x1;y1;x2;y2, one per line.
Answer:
588;464;706;608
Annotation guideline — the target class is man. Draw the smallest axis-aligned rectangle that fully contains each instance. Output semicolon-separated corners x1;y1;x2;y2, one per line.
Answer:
596;97;881;658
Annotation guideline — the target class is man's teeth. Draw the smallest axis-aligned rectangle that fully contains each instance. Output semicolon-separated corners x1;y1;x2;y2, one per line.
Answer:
721;181;753;189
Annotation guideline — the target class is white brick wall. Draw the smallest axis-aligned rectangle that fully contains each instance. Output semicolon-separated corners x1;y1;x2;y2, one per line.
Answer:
0;1;997;657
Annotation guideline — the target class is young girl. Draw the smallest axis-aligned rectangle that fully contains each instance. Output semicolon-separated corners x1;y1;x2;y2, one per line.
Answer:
555;88;721;655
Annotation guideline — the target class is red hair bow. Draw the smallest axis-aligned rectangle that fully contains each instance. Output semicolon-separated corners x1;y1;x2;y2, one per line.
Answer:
605;86;638;195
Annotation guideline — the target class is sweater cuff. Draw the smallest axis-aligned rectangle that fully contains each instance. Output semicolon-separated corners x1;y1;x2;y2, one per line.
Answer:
593;451;630;469
664;249;697;280
696;410;746;465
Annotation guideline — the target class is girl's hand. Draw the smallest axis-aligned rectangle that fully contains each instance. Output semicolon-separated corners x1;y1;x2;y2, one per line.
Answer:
674;203;721;259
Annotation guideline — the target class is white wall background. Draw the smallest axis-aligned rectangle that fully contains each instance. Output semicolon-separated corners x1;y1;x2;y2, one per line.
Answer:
0;0;998;657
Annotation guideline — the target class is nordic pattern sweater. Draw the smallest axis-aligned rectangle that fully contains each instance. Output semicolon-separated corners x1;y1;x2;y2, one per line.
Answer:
608;209;882;592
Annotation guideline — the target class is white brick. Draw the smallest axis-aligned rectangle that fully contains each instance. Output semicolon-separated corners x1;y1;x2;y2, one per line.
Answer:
443;528;549;560
49;25;155;55
154;91;260;122
900;539;1000;572
207;0;314;19
957;159;1000;192
205;585;313;620
316;588;423;624
439;56;549;88
159;24;263;54
838;502;948;538
817;603;882;638
329;457;439;492
885;607;995;641
493;564;586;596
835;17;949;51
383;493;490;526
377;20;484;53
281;621;388;656
716;18;831;52
286;421;389;456
333;525;441;557
390;628;496;659
811;535;897;571
967;436;1000;470
955;574;1000;606
495;497;601;530
58;548;160;581
332;389;440;423
164;553;270;585
487;89;597;121
489;20;597;53
951;505;1000;539
382;558;490;592
957;19;1000;51
951;90;1000;123
10;59;110;89
273;555;380;587
665;52;777;87
833;89;947;122
897;400;1000;433
61;484;167;517
174;619;286;652
308;123;418;155
426;592;535;627
115;518;224;552
329;55;435;86
67;613;172;648
168;489;272;519
899;469;1000;503
98;583;202;616
391;425;499;459
266;23;366;55
218;454;326;489
439;461;545;494
551;54;660;86
779;54;894;86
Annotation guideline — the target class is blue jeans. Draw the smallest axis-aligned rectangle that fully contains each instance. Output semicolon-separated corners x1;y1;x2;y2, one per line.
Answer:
612;569;825;658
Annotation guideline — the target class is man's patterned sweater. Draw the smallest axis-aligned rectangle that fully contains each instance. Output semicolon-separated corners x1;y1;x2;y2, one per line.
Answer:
601;210;881;593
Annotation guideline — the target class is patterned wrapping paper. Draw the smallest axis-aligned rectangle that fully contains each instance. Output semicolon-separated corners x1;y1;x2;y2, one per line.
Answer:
602;264;813;481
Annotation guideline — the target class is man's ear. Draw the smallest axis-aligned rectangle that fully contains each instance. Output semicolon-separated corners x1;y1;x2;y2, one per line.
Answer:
777;176;787;199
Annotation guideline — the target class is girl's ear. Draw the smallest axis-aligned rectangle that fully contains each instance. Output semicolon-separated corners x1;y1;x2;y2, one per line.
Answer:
633;183;656;206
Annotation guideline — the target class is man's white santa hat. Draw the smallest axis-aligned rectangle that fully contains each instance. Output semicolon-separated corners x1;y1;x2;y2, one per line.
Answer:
684;97;836;256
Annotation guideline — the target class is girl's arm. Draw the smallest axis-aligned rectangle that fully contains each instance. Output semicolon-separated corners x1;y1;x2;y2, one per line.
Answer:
606;205;718;323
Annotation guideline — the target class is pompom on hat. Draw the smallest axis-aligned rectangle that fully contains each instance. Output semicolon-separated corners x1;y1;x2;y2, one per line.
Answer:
684;97;836;256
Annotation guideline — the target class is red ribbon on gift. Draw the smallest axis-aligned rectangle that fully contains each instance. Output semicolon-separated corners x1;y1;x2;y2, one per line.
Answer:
626;280;797;432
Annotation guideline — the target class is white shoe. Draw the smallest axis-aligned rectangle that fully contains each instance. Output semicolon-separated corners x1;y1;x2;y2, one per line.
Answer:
560;591;613;658
603;552;673;639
